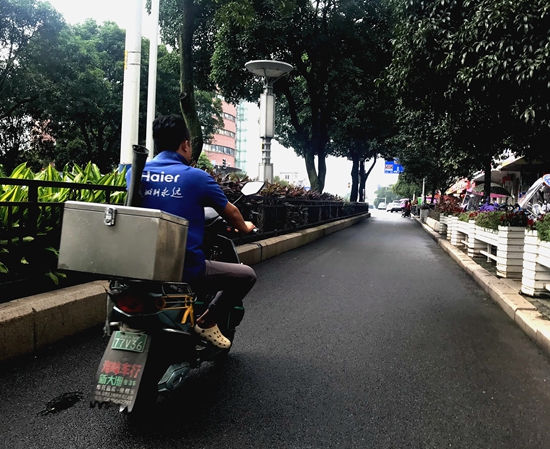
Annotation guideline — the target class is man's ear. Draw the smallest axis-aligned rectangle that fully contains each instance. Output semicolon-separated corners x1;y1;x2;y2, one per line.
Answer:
177;140;189;154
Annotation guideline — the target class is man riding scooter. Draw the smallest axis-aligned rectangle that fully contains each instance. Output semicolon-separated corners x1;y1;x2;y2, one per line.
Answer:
126;114;257;349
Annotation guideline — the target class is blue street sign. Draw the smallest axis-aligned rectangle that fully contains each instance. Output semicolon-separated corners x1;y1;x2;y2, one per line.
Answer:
384;161;404;174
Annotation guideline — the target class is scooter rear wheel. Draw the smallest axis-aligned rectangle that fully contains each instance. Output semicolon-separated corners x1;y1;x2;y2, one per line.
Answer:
126;342;170;418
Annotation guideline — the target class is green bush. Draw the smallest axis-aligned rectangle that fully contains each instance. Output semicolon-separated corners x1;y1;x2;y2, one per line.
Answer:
458;211;478;222
536;214;550;242
474;211;504;230
435;196;462;216
500;211;529;228
1;162;127;283
473;210;529;230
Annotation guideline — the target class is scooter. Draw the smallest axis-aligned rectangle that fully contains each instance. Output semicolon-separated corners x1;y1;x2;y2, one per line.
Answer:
89;147;264;415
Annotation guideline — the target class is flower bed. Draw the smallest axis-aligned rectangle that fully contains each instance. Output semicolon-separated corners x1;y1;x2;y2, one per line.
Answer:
468;211;528;278
446;210;527;278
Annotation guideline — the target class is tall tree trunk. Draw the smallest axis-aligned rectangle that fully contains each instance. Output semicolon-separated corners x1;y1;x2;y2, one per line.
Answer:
358;159;366;202
350;154;359;202
360;155;376;202
304;150;321;192
4;142;20;174
178;0;203;163
317;149;326;193
365;157;377;179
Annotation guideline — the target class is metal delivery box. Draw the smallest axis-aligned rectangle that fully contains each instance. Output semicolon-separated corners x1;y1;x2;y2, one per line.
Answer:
58;201;188;282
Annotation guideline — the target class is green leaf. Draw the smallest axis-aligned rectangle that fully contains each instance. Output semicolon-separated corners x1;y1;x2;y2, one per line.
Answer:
45;271;59;285
45;247;60;256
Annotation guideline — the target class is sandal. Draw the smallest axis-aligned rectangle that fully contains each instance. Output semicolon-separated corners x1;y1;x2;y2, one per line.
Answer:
194;324;231;349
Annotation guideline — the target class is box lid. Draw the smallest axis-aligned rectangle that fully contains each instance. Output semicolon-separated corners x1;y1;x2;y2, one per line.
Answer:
63;201;188;227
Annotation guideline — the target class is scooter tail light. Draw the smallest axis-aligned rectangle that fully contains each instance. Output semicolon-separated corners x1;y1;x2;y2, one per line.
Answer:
115;293;147;314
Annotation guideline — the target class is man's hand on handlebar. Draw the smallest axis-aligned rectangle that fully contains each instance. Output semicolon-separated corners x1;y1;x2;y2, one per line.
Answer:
221;203;258;234
237;221;256;234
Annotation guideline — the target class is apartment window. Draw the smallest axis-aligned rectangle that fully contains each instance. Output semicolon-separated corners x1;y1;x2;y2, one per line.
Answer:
206;144;235;157
218;129;236;138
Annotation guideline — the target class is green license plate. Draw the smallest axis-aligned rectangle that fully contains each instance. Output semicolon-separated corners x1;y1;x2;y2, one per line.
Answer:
111;331;148;353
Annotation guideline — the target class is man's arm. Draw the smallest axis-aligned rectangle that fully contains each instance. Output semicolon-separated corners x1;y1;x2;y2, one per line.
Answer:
220;202;256;234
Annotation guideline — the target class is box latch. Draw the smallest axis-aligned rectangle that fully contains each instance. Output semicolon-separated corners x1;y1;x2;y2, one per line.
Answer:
104;207;117;226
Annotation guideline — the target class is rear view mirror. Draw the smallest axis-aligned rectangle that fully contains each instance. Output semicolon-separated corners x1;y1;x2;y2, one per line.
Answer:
241;181;265;197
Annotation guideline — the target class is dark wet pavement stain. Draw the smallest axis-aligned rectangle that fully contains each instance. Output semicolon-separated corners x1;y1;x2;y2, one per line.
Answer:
37;391;84;416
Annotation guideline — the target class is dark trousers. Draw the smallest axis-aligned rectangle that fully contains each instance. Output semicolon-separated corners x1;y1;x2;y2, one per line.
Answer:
189;260;257;320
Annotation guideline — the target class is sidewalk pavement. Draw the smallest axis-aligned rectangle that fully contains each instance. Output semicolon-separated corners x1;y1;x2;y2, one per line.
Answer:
417;217;550;358
0;213;370;363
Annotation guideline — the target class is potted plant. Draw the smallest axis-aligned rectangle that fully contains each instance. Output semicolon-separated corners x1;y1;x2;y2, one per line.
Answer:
495;211;528;278
522;215;550;296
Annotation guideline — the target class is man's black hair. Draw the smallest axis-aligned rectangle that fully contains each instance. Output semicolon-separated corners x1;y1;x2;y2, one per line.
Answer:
152;115;191;153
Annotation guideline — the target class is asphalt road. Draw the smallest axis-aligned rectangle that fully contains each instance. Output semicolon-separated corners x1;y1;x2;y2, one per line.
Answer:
2;210;550;449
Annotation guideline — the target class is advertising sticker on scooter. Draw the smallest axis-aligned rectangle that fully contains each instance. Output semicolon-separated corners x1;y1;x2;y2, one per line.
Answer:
92;332;151;412
543;174;550;188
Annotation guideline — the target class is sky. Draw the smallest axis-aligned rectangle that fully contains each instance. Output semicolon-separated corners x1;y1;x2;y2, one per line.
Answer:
44;0;399;199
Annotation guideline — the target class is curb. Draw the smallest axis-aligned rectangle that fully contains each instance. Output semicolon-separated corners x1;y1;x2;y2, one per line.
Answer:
416;218;550;358
0;213;370;362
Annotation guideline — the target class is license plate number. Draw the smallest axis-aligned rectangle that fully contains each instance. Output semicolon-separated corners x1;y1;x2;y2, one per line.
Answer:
111;331;147;353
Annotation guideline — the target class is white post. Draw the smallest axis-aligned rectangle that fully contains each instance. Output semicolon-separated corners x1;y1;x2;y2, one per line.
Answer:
145;0;160;159
119;0;144;167
421;177;426;203
259;84;275;183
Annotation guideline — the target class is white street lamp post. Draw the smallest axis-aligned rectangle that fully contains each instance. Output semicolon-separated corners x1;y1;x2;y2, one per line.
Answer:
145;0;160;159
245;60;293;183
119;0;144;167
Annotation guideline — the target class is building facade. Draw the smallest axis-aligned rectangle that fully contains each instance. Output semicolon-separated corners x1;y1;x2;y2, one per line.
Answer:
203;100;237;171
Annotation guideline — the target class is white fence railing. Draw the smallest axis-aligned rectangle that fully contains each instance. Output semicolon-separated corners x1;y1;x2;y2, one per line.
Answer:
423;217;530;282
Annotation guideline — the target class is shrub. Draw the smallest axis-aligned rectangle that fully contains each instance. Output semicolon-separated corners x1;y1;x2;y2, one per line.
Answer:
473;211;529;230
499;211;529;228
536;214;550;242
1;162;127;285
436;196;462;216
458;211;478;222
474;211;504;230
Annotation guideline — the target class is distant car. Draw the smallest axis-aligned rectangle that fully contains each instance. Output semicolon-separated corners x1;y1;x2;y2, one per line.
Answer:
386;200;403;212
377;202;386;210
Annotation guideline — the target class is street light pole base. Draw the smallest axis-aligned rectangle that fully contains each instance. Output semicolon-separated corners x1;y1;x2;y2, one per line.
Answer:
258;163;273;183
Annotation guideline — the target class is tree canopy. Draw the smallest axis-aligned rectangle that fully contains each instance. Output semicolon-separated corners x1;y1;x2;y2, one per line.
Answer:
385;0;550;198
0;1;222;173
208;0;396;192
0;0;64;170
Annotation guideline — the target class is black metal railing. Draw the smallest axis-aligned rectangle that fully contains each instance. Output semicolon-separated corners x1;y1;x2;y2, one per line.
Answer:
0;179;126;301
0;178;125;244
0;178;369;301
233;197;369;245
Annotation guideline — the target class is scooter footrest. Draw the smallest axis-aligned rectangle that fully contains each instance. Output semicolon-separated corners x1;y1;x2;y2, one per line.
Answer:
158;362;191;393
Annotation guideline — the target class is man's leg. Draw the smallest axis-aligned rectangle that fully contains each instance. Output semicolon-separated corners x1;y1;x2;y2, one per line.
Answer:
191;260;257;326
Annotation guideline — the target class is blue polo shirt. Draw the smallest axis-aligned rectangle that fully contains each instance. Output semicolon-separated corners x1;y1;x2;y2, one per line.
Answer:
126;151;228;281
